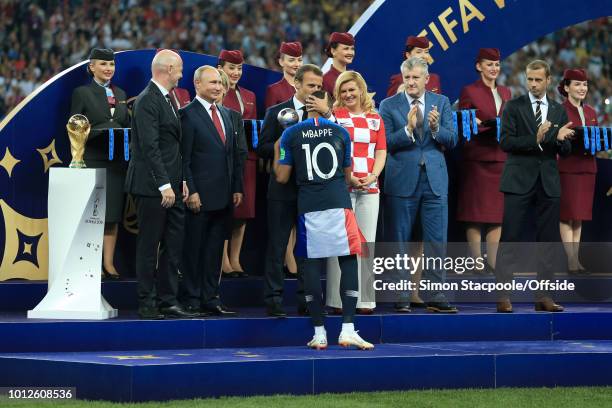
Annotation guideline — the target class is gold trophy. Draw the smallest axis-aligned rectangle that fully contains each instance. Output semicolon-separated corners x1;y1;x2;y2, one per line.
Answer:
66;114;91;168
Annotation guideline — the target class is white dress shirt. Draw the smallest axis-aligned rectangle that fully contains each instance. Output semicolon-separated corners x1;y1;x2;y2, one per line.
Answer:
403;92;434;141
528;92;548;123
293;96;306;121
196;95;226;136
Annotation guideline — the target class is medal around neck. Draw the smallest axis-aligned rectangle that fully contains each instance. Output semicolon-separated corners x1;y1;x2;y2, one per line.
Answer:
277;108;299;129
66;114;91;168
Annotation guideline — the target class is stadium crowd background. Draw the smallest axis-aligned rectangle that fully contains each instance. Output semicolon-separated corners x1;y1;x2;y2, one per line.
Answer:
0;1;609;126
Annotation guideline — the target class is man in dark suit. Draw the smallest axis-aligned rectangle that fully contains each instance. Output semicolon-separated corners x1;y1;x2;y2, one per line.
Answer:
496;59;574;313
180;66;245;316
125;49;197;319
257;64;332;317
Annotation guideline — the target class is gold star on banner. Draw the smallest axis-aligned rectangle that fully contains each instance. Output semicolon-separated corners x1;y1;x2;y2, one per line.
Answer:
36;139;63;173
0;200;48;281
101;355;168;360
0;147;20;177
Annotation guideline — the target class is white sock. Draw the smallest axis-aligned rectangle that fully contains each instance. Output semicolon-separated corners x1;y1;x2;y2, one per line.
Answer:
341;323;355;333
314;326;326;336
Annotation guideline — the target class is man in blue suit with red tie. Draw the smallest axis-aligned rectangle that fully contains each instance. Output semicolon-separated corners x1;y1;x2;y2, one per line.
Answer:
379;56;458;313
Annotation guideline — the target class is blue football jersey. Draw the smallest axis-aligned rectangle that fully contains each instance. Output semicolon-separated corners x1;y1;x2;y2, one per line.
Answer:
279;117;352;214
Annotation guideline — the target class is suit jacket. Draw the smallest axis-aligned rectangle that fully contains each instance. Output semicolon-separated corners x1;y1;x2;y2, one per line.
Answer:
379;91;457;197
223;86;257;120
499;94;571;197
125;81;182;197
70;81;130;161
458;79;511;162
257;98;298;201
181;99;244;211
557;99;598;174
265;77;295;109
387;72;442;97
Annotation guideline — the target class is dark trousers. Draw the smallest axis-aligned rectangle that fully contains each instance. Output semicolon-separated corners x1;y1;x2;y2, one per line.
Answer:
180;206;231;309
134;195;184;309
496;176;565;298
263;199;304;308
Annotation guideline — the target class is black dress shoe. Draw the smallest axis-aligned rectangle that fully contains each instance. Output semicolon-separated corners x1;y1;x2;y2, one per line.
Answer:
568;268;591;276
283;266;298;278
204;304;238;316
266;304;287;318
410;301;427;309
160;305;200;319
138;307;164;320
394;302;411;313
102;266;120;281
230;270;249;278
426;302;458;313
184;305;211;317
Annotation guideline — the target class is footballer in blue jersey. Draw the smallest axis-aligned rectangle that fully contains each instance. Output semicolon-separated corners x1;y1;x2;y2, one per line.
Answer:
278;116;353;214
273;90;374;351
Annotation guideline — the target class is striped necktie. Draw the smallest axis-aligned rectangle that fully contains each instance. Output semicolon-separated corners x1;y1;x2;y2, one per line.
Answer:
535;100;542;127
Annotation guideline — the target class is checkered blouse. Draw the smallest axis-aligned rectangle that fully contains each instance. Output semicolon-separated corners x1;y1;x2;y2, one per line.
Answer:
334;107;387;193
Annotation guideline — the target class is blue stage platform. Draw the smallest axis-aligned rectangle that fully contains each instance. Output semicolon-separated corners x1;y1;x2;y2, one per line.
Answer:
1;278;612;401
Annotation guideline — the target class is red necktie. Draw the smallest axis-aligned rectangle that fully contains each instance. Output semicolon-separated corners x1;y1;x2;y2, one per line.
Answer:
210;104;226;143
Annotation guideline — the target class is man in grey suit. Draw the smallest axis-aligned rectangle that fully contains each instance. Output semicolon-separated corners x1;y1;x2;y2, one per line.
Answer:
125;50;197;319
379;57;458;313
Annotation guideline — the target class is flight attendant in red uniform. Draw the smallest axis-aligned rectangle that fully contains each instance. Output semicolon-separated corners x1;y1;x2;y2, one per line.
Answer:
322;32;355;95
557;68;599;274
457;48;511;272
387;36;441;96
265;42;303;109
218;49;257;277
264;41;303;276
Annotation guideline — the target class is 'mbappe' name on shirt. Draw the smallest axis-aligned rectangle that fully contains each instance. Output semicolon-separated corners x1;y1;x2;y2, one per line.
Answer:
302;128;332;138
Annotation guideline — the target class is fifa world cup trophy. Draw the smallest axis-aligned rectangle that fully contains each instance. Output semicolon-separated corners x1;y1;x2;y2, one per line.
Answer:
66;114;91;168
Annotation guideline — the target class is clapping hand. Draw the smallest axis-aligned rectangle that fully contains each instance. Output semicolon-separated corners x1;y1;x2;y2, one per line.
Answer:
427;105;439;132
557;122;574;141
536;120;551;144
406;106;418;134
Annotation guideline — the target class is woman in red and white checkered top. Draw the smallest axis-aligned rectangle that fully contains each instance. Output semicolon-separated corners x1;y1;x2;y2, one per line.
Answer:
326;71;386;314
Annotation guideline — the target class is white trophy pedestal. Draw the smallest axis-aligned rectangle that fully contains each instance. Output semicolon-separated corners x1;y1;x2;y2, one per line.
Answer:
28;168;118;320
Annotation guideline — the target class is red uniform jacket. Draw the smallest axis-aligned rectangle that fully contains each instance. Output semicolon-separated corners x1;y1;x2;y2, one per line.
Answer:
223;86;257;120
387;72;441;97
558;99;598;174
323;65;342;96
169;87;191;108
459;79;511;162
265;77;295;109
